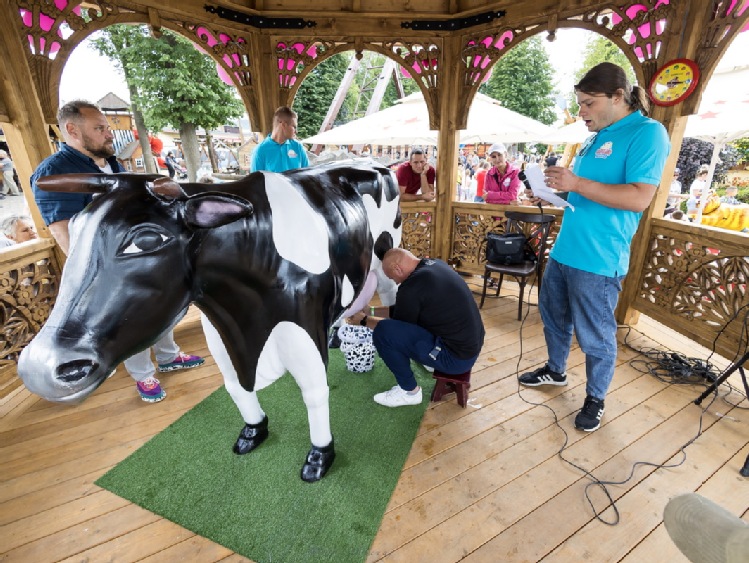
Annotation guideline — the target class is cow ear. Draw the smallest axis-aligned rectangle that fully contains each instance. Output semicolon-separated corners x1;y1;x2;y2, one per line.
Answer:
184;194;253;229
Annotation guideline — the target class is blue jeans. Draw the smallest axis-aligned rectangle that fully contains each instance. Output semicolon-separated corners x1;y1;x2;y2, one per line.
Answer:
373;319;478;391
539;258;624;401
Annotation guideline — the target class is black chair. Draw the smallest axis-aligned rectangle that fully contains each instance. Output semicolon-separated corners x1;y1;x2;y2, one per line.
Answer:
480;211;556;320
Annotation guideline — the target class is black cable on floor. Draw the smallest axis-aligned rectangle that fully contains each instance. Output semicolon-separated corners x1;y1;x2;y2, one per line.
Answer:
512;296;748;526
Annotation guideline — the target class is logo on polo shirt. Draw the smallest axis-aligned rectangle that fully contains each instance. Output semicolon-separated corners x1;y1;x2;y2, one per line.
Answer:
595;142;613;159
288;149;298;158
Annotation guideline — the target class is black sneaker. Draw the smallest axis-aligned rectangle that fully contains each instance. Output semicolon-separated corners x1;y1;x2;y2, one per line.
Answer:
519;365;567;387
575;396;605;432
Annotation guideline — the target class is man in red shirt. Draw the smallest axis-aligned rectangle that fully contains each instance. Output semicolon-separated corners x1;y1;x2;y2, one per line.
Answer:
395;149;436;202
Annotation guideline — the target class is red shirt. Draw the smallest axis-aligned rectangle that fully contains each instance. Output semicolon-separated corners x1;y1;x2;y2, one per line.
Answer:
476;169;488;198
396;161;436;194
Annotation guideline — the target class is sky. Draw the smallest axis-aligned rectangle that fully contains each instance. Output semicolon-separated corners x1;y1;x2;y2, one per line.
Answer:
59;29;749;124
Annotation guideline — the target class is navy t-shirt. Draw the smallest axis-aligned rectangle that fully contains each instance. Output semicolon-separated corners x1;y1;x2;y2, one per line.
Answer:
392;258;485;358
31;144;123;225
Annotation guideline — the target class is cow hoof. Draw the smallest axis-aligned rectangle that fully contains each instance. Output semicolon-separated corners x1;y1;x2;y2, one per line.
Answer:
300;440;335;482
233;416;269;455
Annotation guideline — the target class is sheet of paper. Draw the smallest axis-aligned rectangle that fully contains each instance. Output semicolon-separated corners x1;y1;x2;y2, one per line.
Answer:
523;165;574;211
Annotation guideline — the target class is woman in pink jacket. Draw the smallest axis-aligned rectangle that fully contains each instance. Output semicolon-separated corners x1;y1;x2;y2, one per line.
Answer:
483;143;521;205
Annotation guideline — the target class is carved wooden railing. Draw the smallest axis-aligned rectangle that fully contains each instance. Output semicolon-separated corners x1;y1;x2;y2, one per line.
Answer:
633;218;749;361
2;211;746;402
0;237;61;398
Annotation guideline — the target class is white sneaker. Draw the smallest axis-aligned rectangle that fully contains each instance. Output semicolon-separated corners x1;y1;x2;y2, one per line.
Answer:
422;364;435;373
373;385;423;407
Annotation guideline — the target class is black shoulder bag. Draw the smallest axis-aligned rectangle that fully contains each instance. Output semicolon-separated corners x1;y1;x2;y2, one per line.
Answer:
486;232;535;265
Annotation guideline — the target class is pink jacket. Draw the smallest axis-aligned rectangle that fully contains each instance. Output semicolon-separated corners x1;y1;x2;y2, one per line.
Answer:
484;163;520;204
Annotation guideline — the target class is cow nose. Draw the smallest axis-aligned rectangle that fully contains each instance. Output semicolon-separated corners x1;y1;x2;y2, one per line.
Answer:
57;359;98;383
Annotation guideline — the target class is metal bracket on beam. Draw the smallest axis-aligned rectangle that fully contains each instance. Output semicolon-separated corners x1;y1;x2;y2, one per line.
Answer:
204;5;317;29
402;10;505;31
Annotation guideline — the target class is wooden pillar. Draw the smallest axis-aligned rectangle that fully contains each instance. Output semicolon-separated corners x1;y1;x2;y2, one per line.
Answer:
249;34;282;135
616;2;713;325
0;3;56;247
433;35;461;260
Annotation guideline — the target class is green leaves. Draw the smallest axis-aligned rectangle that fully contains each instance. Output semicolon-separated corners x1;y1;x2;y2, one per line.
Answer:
479;36;557;126
90;25;244;133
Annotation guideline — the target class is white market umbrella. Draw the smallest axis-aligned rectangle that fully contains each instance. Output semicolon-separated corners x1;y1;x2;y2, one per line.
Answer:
302;93;437;147
460;93;556;144
684;64;749;221
538;118;592;145
302;92;554;147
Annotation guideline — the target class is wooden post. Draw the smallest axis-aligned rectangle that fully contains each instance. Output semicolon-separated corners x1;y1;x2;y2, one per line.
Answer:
0;3;61;264
616;2;713;326
433;35;461;260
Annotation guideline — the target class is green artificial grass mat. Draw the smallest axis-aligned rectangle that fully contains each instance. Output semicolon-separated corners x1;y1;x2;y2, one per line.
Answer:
96;350;434;563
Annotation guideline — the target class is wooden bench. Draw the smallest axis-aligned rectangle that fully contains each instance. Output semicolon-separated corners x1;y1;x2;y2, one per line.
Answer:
430;369;471;408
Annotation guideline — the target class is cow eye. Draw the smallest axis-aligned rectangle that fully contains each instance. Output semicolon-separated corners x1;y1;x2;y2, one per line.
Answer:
120;229;172;255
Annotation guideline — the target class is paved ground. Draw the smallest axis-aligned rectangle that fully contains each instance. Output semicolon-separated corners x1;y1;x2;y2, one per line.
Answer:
0;190;32;222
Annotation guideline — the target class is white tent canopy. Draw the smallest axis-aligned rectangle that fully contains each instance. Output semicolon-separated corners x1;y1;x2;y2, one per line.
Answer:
538;118;592;145
302;92;555;147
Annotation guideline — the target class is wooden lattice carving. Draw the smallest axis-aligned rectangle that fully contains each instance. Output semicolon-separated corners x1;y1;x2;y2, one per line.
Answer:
276;39;339;90
1;256;59;362
452;209;505;270
400;210;433;259
189;24;254;87
636;222;749;357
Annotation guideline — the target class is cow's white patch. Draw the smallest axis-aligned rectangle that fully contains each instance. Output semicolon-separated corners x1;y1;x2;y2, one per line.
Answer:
201;314;332;447
341;275;355;308
257;321;332;447
264;173;331;275
201;314;266;425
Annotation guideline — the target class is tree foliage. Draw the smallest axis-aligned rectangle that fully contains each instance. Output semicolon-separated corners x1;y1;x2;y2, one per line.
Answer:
92;26;243;132
293;52;356;140
479;36;557;125
91;25;244;179
731;137;749;165
676;137;739;189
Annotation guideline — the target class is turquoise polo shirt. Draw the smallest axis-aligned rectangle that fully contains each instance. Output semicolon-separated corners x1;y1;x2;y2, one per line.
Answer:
550;110;670;277
251;136;310;173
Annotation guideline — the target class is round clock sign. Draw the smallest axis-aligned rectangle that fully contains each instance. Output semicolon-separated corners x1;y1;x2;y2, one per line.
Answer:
648;59;700;107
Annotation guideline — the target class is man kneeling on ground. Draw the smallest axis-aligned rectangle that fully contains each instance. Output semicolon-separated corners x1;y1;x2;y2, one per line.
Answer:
348;248;485;407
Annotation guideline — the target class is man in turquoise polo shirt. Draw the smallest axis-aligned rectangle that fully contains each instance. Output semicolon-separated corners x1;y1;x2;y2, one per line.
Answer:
251;106;310;173
519;62;670;431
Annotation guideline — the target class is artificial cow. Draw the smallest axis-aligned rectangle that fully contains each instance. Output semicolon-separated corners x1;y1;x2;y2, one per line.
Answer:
18;162;402;482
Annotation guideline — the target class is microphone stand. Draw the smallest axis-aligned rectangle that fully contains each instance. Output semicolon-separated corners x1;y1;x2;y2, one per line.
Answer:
693;350;749;476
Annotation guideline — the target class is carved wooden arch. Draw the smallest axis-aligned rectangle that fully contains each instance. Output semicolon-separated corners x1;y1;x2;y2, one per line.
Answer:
456;1;677;128
12;0;260;125
276;37;442;130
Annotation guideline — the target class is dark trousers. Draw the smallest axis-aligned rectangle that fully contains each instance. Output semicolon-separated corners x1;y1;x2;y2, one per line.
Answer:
373;319;478;391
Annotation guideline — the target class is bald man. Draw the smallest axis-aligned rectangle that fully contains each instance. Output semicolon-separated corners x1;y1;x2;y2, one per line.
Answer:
349;248;485;407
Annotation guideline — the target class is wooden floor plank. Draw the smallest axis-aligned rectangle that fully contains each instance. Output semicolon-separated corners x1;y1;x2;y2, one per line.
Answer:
1;296;746;563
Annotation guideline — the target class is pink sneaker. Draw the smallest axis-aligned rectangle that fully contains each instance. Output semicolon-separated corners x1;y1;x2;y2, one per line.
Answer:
136;377;166;403
157;352;205;373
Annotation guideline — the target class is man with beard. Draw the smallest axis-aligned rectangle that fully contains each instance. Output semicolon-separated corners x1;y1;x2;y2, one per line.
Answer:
31;100;204;404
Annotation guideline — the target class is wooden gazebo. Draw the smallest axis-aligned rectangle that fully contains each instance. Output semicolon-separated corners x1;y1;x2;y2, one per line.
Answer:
2;0;747;367
1;1;748;560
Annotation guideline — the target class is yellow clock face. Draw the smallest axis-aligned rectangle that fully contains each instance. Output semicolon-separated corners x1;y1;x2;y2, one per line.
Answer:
649;59;700;106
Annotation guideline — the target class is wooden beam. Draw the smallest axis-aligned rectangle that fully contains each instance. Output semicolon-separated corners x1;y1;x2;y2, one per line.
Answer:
433;35;462;260
0;2;64;267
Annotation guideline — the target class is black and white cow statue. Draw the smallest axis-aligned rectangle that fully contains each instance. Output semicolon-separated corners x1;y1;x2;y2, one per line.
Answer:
18;162;402;482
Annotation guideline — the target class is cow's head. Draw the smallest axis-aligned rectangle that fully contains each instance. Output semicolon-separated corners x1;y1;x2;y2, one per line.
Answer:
18;173;252;403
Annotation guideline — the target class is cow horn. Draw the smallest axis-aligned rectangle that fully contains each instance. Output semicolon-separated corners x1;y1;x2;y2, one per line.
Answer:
36;173;166;193
151;177;186;199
